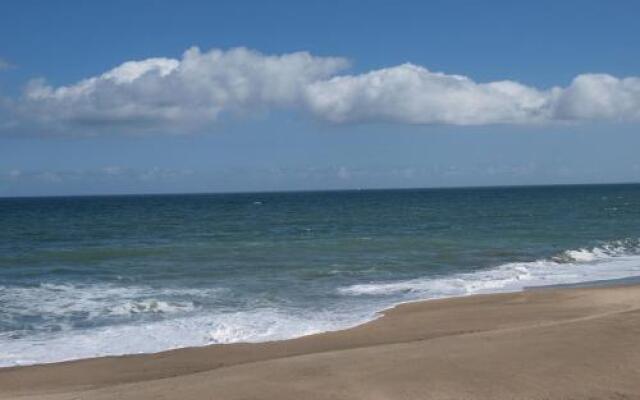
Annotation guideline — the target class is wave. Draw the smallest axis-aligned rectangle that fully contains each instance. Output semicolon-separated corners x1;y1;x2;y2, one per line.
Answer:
0;306;373;367
553;239;640;262
107;299;196;316
338;240;640;297
2;240;640;367
0;282;225;335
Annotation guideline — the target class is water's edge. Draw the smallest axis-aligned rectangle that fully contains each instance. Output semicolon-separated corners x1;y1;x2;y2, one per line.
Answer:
3;275;638;371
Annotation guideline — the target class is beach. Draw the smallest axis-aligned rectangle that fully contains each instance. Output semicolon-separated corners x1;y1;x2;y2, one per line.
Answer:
3;1;639;398
2;283;639;400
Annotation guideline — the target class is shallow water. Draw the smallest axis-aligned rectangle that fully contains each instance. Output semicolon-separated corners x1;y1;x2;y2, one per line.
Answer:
1;184;640;366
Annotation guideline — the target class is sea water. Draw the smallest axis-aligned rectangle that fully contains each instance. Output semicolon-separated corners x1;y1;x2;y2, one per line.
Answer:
1;184;640;366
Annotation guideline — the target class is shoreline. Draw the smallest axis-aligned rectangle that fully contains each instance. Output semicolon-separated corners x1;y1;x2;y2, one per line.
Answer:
2;283;640;399
4;274;640;370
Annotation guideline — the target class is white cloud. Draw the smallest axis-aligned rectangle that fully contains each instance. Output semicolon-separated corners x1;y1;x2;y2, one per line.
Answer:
553;74;640;121
101;165;126;176
305;63;559;125
2;47;640;136
11;47;348;135
305;65;640;125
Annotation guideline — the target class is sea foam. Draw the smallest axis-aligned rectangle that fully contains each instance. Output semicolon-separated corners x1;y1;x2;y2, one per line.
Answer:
0;306;373;367
338;241;640;298
1;241;640;367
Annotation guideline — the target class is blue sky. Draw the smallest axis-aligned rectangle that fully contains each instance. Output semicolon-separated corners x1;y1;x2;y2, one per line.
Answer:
1;0;639;196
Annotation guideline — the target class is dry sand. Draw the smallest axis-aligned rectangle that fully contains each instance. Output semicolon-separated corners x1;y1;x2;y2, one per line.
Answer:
1;284;640;399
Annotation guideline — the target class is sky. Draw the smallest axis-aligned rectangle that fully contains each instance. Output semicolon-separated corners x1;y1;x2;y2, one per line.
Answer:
1;0;639;197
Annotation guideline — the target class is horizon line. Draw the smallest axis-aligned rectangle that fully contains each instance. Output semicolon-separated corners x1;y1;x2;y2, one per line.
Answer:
2;180;639;200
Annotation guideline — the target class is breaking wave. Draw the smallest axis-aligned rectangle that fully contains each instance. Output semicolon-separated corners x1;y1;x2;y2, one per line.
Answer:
2;240;640;367
339;240;640;297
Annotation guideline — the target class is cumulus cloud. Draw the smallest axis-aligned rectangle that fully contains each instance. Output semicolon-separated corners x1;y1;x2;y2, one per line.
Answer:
553;74;640;121
305;63;559;125
9;47;348;135
1;47;640;135
305;65;640;125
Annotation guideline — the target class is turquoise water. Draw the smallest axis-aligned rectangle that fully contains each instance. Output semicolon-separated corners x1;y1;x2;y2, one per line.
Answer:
1;184;640;365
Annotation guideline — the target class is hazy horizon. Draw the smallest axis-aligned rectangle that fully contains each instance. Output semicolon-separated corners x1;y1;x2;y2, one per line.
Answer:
2;181;640;200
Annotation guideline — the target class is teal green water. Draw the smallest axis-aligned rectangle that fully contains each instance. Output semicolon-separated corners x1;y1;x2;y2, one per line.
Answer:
1;184;640;365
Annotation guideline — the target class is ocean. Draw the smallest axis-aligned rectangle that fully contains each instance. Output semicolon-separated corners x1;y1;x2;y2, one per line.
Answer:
1;184;640;366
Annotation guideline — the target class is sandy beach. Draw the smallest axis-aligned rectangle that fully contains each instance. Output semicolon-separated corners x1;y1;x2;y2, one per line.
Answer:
3;0;639;397
1;284;639;400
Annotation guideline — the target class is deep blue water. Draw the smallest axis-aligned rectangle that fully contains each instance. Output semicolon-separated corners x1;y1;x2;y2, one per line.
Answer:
1;184;640;365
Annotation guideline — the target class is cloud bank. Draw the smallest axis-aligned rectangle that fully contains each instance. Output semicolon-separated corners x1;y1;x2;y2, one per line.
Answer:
1;47;639;135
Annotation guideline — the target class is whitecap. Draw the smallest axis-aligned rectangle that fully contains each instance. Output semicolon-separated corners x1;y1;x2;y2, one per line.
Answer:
338;240;640;298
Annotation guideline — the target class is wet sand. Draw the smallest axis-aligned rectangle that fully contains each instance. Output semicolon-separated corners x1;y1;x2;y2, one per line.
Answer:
2;284;640;399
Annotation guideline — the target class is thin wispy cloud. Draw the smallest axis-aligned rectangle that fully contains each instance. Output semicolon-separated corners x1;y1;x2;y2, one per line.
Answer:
0;166;195;183
0;58;12;70
2;47;640;136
